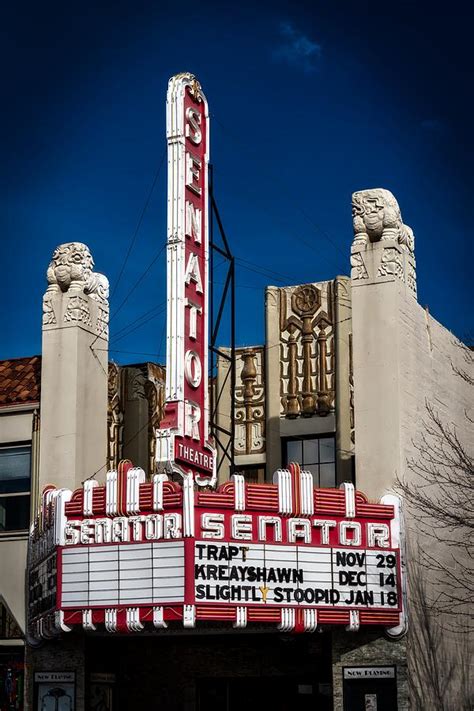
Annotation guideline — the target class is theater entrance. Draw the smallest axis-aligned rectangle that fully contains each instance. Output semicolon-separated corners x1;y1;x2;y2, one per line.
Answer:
87;631;333;711
197;676;331;711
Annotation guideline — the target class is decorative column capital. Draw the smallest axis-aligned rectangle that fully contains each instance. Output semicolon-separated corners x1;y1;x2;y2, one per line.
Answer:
42;242;109;337
350;188;416;297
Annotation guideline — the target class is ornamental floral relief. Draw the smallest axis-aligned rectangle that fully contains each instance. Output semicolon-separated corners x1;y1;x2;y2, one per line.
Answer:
234;348;265;455
377;248;404;281
407;258;417;296
42;294;56;325
279;282;335;417
96;304;110;339
64;295;92;326
350;252;368;281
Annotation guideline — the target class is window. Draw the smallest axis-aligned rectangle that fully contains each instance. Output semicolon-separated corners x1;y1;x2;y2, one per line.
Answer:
283;436;336;488
0;444;31;533
0;601;22;639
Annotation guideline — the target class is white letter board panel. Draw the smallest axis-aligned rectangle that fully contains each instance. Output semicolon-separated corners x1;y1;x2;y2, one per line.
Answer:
195;543;398;608
61;541;184;607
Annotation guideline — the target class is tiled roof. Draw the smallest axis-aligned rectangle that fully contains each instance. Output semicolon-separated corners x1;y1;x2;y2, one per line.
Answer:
0;356;41;407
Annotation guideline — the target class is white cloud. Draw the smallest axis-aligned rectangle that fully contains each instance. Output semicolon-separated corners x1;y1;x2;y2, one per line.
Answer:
273;22;322;73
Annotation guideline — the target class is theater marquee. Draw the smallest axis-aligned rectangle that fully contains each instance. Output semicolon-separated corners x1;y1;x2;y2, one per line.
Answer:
28;462;403;638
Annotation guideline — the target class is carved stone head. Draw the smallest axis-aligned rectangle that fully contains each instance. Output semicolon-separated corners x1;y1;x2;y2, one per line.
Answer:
352;188;402;244
46;242;94;293
352;188;415;256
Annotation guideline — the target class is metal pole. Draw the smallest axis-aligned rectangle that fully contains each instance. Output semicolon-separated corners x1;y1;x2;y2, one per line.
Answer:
209;164;215;439
230;256;236;476
208;165;236;478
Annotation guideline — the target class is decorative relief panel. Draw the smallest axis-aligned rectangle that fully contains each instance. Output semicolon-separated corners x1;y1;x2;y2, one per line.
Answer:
125;368;147;402
349;333;355;444
279;282;335;417
42;295;56;326
64;295;92;326
96;305;109;339
377;248;404;281
107;363;123;471
234;348;265;455
145;363;166;476
350;252;368;281
406;259;417;296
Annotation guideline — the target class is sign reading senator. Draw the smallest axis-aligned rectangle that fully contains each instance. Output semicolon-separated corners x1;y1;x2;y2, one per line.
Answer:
156;73;215;485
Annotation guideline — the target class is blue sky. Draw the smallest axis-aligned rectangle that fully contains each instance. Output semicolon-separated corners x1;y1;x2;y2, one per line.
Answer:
1;0;471;362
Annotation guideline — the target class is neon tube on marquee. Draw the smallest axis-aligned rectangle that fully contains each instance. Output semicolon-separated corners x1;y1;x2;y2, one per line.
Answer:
28;461;406;638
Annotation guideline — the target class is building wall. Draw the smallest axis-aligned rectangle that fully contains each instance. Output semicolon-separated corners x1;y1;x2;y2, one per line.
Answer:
0;539;27;633
350;188;473;706
351;228;472;498
39;292;108;490
0;410;35;443
398;304;472;487
0;407;37;634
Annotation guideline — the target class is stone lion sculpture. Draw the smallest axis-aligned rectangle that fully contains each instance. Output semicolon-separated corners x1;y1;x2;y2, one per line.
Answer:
46;242;109;301
352;188;414;254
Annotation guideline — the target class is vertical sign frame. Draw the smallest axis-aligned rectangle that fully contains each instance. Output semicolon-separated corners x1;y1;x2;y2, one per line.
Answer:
34;672;76;711
157;73;216;485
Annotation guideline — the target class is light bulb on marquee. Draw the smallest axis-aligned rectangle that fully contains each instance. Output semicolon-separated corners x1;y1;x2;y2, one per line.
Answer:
156;72;216;486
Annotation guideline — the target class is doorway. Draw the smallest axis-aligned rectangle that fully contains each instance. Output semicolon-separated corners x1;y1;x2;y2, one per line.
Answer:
197;677;331;711
343;667;397;711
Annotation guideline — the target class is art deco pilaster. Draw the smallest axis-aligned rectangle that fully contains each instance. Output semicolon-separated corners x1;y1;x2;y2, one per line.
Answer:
334;276;354;485
234;348;265;458
107;363;123;472
39;242;109;490
350;188;417;298
145;363;165;476
350;188;417;498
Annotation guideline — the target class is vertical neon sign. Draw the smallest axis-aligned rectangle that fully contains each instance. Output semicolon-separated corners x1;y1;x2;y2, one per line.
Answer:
157;73;216;485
